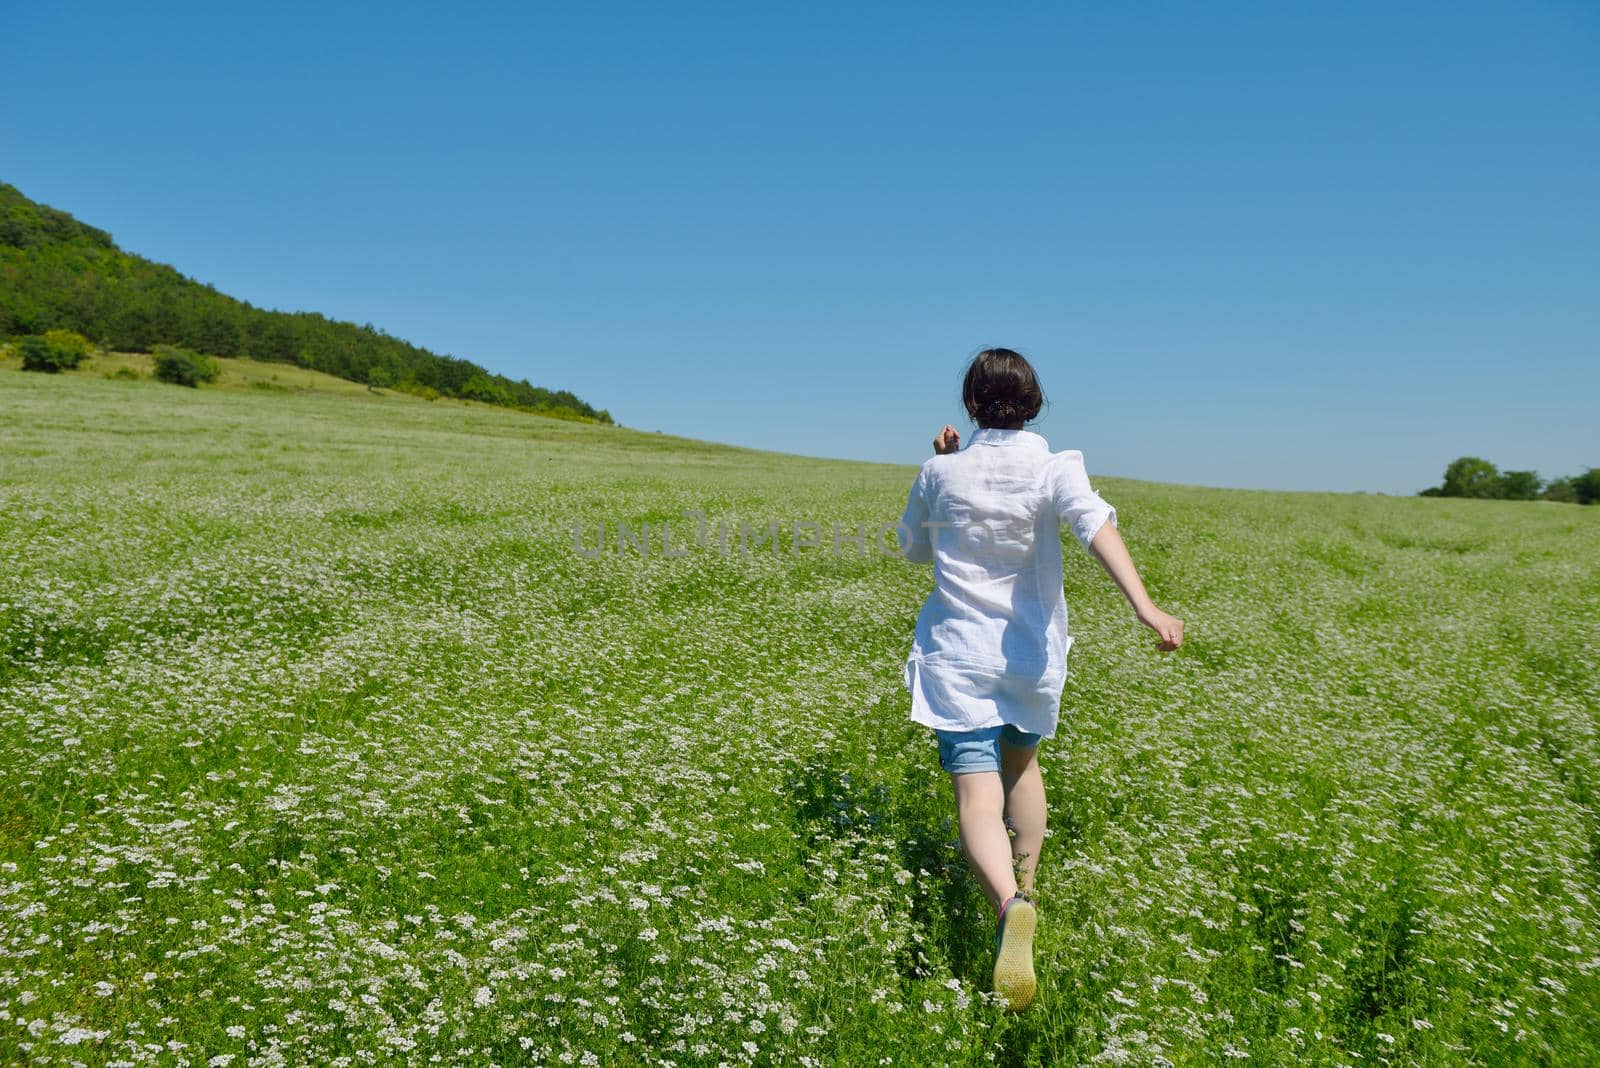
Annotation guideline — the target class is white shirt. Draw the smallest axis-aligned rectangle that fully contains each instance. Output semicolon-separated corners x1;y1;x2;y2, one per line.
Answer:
898;428;1118;738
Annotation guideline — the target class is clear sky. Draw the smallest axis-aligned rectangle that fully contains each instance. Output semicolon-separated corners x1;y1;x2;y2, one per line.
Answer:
4;2;1596;494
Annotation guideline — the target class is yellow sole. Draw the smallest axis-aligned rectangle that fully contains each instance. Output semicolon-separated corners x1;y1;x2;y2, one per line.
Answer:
992;898;1037;1011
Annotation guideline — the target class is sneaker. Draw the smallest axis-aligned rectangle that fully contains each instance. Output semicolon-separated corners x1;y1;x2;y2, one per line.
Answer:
992;891;1037;1011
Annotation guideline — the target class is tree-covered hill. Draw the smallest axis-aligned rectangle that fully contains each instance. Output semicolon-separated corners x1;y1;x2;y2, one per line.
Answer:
0;181;611;423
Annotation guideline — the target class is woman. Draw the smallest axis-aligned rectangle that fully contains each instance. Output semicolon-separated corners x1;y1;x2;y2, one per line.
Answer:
898;347;1184;1011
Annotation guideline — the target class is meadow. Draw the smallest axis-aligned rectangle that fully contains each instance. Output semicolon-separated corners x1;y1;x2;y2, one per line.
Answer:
1;368;1597;1066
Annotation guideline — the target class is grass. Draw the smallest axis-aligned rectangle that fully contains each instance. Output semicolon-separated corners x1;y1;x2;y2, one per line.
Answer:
0;367;1597;1065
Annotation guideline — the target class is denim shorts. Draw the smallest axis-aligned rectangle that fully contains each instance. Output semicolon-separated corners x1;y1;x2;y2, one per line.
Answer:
935;723;1043;774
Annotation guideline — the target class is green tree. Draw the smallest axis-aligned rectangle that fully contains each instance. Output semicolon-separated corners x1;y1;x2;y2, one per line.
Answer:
1572;468;1600;506
1439;457;1501;498
1498;470;1542;501
459;372;513;406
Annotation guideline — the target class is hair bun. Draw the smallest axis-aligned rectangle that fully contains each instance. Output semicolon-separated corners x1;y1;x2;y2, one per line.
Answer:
962;349;1045;428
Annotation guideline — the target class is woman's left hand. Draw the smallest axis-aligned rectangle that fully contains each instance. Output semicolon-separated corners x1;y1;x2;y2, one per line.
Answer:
933;425;961;455
1136;603;1184;652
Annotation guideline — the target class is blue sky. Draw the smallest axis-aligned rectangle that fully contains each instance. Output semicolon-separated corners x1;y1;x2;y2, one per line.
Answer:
4;2;1596;493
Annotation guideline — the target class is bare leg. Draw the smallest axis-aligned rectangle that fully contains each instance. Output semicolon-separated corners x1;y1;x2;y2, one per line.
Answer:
999;740;1046;898
951;771;1019;916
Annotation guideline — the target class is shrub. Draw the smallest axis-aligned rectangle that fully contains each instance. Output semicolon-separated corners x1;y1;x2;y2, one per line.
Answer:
17;332;90;372
393;379;441;401
152;344;220;387
42;329;93;362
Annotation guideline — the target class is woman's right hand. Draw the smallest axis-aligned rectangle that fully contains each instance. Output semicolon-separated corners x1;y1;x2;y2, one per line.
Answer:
933;425;961;455
1136;603;1184;652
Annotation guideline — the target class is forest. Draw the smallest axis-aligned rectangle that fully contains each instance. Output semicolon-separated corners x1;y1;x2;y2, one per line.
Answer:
0;182;611;423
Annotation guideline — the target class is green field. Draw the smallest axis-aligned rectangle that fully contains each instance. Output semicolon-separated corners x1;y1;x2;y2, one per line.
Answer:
1;369;1597;1066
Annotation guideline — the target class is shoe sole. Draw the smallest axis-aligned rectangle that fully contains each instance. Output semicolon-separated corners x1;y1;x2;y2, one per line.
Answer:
993;898;1037;1011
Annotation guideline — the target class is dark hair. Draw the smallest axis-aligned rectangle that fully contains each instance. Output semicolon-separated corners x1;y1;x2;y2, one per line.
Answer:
962;348;1045;429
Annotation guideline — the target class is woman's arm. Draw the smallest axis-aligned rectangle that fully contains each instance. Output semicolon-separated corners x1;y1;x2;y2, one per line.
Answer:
1087;522;1184;652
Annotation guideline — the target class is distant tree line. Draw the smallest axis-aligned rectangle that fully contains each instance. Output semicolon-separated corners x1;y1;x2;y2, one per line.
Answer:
1420;457;1599;504
0;182;612;423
